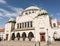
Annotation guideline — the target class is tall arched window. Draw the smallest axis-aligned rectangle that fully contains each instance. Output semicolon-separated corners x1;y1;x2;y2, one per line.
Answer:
20;23;21;28
30;21;32;27
29;11;31;14
16;33;20;40
25;12;28;15
11;33;15;40
22;32;26;41
53;23;56;27
53;31;57;41
17;24;19;29
22;23;24;28
28;32;34;41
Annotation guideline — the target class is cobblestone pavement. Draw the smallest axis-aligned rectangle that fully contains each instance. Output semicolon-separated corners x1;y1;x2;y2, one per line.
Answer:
0;41;60;46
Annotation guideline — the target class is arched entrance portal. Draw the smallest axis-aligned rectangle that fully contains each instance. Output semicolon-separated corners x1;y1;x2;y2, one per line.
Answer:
11;33;15;40
53;31;57;41
16;33;20;40
28;32;34;41
6;34;9;40
40;33;45;42
22;32;26;41
53;31;60;41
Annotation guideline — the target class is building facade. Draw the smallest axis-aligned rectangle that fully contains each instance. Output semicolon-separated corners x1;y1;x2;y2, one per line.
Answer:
3;6;60;42
0;29;4;40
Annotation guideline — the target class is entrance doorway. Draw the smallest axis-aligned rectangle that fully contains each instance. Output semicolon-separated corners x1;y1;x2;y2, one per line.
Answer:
6;34;8;40
40;33;45;42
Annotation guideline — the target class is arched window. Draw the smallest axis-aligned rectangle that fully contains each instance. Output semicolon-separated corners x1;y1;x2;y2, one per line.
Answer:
25;12;28;15
30;21;32;27
22;23;24;28
53;31;57;41
38;14;41;16
53;23;56;27
27;22;29;28
11;33;15;40
22;32;26;41
32;11;34;13
16;33;20;40
17;24;19;29
29;11;31;14
25;22;27;28
54;31;57;34
20;23;21;28
28;32;34;41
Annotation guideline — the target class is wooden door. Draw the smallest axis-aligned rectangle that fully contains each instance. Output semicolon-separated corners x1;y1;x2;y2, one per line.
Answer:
40;33;45;42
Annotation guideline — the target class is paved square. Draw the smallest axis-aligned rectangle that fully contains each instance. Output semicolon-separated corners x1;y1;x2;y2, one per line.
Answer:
0;41;60;46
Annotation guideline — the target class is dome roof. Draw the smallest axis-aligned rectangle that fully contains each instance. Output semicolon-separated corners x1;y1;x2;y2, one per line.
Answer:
25;6;40;10
39;9;48;15
9;18;15;21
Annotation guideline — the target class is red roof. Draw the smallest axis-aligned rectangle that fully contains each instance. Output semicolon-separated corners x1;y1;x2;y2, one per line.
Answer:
57;22;60;25
0;29;4;32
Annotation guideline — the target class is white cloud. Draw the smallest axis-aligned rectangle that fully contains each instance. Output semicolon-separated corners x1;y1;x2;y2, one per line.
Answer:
56;13;60;16
8;6;23;15
50;14;54;17
0;0;6;4
0;6;23;19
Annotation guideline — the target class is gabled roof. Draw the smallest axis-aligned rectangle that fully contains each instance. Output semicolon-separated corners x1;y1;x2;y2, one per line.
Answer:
57;22;60;25
0;29;4;32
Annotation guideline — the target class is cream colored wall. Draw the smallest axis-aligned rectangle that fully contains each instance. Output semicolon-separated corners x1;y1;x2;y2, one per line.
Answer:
4;6;60;42
11;30;35;41
33;15;51;29
51;19;58;28
0;32;4;40
15;10;54;42
4;23;12;41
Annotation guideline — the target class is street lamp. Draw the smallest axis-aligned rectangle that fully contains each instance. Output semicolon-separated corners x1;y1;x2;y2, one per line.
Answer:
47;29;49;46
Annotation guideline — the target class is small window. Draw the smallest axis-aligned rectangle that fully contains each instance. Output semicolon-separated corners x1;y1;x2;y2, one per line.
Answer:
27;22;29;27
25;12;28;15
53;23;56;27
38;14;41;16
30;21;32;27
54;31;57;34
22;23;24;28
32;11;34;13
17;24;19;29
29;12;31;14
20;23;21;28
25;22;26;28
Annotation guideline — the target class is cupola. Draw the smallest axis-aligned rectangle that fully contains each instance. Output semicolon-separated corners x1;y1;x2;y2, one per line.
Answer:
25;6;40;10
39;9;48;15
8;18;16;23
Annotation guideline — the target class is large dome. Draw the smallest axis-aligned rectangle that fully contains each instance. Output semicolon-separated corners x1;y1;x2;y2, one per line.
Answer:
25;6;40;10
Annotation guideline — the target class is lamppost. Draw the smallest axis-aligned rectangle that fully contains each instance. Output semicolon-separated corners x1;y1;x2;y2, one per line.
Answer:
34;30;36;46
47;29;49;46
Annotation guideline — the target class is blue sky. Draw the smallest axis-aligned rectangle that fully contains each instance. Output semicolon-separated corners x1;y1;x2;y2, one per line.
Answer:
0;0;60;28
